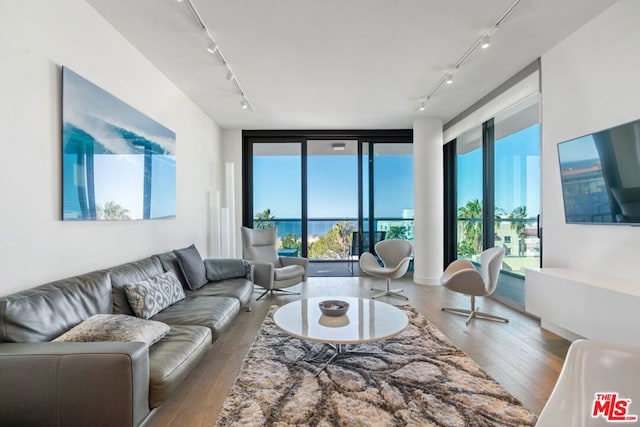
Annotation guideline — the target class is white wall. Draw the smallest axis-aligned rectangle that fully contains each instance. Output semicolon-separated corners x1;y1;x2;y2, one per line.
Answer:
0;0;223;295
541;0;640;280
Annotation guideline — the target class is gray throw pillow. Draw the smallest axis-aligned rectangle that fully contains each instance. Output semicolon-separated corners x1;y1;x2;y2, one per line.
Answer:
204;258;252;282
123;270;185;319
53;314;170;346
174;244;208;290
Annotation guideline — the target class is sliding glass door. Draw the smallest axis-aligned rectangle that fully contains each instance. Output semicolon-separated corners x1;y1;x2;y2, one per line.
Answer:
306;140;358;261
445;96;540;309
244;131;413;276
252;142;302;256
456;127;484;261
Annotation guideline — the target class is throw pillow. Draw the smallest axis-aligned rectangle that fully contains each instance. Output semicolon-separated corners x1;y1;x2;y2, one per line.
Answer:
174;244;208;290
123;270;185;319
204;258;252;282
53;314;170;346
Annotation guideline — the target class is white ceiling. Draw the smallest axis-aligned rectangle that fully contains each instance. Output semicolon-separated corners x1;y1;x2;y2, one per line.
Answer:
87;0;616;130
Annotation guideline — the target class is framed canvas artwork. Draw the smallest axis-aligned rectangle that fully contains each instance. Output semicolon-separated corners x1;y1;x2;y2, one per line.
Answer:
62;67;176;220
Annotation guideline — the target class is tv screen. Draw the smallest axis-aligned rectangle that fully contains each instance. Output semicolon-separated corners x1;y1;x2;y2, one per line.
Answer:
558;118;640;224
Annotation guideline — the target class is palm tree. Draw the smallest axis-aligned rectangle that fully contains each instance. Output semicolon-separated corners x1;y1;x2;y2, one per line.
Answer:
386;225;408;240
96;201;130;220
254;208;277;229
509;206;528;256
457;199;483;256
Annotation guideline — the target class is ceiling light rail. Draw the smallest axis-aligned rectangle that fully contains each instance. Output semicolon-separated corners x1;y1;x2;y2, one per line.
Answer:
415;0;522;111
180;0;254;112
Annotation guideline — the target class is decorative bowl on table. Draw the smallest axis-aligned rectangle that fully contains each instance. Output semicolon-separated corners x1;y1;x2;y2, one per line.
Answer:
318;300;350;317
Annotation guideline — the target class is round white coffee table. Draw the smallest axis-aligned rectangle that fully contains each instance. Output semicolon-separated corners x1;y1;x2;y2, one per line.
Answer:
273;296;409;373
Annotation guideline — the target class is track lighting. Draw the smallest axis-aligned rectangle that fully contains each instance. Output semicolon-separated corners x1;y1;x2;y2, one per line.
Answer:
445;73;454;85
480;35;490;49
414;0;521;111
179;0;253;111
206;39;217;54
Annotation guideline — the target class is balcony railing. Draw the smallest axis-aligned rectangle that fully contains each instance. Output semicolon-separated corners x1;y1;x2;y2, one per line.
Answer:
252;217;414;260
457;217;540;276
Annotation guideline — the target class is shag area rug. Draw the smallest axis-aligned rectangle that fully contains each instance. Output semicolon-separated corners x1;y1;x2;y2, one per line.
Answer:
216;305;536;426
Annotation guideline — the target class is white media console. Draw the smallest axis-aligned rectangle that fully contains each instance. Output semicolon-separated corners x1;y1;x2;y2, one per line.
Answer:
525;268;640;346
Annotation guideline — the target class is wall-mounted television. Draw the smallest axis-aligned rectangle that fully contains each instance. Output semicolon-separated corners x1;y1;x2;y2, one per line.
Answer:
558;118;640;224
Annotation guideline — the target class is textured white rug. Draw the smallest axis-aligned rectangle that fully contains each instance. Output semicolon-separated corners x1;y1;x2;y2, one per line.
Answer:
216;305;536;426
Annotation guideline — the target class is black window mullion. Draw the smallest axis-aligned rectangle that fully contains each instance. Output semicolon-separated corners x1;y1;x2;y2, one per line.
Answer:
443;139;457;268
301;140;308;257
368;142;375;252
482;119;495;250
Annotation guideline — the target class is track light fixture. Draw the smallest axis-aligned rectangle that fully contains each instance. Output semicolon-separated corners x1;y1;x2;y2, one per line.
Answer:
480;35;491;49
180;0;254;111
206;39;217;54
415;0;521;111
445;73;454;85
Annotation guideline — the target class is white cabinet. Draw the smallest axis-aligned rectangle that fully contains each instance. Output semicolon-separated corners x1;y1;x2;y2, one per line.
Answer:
525;268;640;345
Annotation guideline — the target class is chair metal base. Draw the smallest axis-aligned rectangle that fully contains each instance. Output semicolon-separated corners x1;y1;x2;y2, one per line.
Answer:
256;288;301;301
441;296;508;326
371;278;408;300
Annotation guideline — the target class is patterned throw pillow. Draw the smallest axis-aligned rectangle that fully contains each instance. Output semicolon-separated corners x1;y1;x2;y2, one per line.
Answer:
123;270;186;319
53;314;170;346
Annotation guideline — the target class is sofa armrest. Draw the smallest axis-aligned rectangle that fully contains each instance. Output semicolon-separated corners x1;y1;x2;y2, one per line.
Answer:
251;261;274;290
280;257;309;280
0;342;150;427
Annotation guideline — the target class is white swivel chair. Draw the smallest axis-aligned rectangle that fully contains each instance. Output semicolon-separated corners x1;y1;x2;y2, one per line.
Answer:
440;246;507;326
241;226;308;300
537;340;640;426
359;239;413;300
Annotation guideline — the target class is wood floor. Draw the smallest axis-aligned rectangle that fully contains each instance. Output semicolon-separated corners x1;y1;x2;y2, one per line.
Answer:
146;276;571;426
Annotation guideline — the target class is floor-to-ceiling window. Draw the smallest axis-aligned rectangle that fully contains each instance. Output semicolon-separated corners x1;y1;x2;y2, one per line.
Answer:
455;127;484;262
444;94;540;310
306;140;358;261
243;131;412;276
252;142;303;255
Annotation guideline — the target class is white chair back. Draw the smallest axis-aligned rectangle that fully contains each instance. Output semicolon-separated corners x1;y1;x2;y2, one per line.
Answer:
374;239;413;268
479;246;505;293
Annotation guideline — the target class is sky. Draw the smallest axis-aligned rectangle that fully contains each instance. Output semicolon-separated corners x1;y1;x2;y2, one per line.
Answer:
253;124;540;221
457;124;540;217
253;154;414;219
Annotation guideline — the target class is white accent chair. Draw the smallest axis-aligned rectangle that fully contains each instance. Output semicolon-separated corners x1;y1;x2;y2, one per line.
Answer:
241;226;308;301
537;340;640;426
359;239;413;300
440;246;507;326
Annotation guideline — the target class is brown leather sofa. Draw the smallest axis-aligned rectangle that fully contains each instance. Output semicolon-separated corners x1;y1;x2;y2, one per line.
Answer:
0;250;253;426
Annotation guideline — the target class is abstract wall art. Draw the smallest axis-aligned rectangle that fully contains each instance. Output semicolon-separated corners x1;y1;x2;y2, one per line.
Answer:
62;67;176;220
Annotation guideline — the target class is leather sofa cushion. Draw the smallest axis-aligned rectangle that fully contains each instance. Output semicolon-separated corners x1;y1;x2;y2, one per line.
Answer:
154;251;189;289
174;245;207;291
0;271;111;343
187;278;253;307
150;296;239;341
148;325;211;408
274;265;305;281
107;257;164;316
